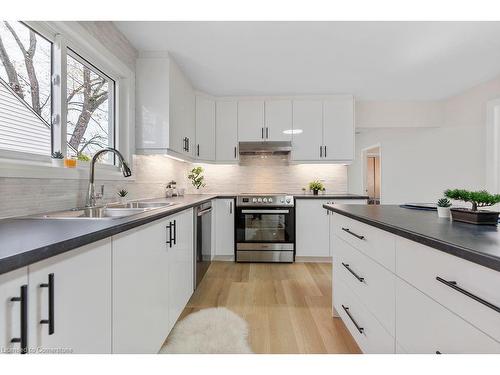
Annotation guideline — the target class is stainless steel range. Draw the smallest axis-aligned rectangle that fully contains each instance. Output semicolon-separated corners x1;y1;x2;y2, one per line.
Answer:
235;194;295;263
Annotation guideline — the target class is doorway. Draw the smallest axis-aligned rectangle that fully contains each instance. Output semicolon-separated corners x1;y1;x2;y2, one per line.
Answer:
362;145;381;205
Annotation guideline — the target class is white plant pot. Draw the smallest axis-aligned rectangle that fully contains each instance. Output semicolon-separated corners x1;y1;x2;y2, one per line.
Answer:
437;207;451;218
51;158;64;167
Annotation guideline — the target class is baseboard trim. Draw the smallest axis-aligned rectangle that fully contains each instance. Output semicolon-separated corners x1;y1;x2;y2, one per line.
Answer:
295;256;332;263
213;255;235;262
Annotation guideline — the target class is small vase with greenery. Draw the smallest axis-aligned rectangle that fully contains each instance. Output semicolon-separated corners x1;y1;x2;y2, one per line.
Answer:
444;189;500;225
188;167;206;190
51;151;64;167
117;189;128;204
77;153;91;163
308;180;325;195
436;198;452;218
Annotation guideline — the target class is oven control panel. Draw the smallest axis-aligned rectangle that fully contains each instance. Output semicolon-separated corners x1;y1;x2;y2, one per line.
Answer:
237;195;294;207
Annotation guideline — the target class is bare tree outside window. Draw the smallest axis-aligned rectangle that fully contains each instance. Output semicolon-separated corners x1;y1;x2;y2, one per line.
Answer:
66;53;113;163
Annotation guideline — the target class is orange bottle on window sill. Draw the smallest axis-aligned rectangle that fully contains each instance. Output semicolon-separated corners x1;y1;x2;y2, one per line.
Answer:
64;157;77;168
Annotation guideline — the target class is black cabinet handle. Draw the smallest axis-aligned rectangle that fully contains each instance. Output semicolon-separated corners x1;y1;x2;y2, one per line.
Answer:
261;127;264;139
342;305;364;334
320;145;323;158
324;146;327;158
10;284;28;354
266;127;269;139
341;227;365;240
197;144;200;157
436;276;500;314
40;273;54;335
172;220;177;245
187;138;190;152
234;146;237;159
166;223;173;247
342;262;365;282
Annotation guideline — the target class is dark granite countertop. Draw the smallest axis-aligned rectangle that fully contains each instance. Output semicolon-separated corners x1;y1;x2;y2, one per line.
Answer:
323;204;500;272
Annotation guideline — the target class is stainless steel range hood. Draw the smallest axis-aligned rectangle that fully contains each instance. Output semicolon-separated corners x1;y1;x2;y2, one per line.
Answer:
238;141;292;155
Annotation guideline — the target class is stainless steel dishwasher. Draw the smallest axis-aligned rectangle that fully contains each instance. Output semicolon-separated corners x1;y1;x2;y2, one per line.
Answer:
194;201;212;288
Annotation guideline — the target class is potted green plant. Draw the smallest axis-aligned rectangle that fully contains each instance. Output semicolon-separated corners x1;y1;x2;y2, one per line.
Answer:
308;180;325;195
444;189;500;225
436;197;452;218
117;189;128;204
188;167;206;190
77;153;91;166
51;151;64;167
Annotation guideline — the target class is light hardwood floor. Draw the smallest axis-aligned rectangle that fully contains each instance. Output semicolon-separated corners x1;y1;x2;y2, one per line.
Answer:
173;261;361;354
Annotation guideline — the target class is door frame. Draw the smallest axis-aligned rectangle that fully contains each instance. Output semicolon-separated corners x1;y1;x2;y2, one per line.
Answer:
361;143;382;203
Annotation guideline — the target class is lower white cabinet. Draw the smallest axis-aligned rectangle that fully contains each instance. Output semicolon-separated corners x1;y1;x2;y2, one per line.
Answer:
112;218;171;353
113;209;194;353
215;198;235;257
28;239;112;354
167;209;194;330
296;199;366;258
0;267;28;354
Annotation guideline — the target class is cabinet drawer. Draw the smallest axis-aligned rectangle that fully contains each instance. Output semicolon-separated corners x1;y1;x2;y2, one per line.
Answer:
396;237;500;343
332;235;395;336
396;278;500;353
331;213;395;271
333;278;394;353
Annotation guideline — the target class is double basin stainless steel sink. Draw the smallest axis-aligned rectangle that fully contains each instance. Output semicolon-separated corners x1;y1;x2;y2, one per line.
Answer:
27;201;175;220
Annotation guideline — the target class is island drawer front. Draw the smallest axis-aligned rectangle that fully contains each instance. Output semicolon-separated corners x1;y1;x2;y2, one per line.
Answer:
396;278;500;354
332;234;395;336
395;237;500;343
331;213;396;272
333;277;395;353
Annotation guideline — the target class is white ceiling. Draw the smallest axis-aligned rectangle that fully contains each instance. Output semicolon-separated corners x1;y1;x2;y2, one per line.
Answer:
114;21;500;100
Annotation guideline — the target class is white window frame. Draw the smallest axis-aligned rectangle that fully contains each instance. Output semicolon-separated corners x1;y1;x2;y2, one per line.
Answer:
0;21;135;181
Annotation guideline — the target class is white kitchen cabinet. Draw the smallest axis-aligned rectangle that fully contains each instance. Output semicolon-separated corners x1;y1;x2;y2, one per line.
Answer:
296;199;366;258
238;100;265;142
291;100;323;161
0;267;28;354
167;209;194;329
28;239;112;354
323;96;354;161
195;96;216;161
112;218;171;353
215;199;235;257
265;100;292;141
216;101;239;162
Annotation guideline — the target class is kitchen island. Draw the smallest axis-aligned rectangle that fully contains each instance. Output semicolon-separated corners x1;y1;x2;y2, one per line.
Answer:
324;203;500;354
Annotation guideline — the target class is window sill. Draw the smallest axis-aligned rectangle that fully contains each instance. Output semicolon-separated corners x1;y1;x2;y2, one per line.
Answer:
0;157;135;181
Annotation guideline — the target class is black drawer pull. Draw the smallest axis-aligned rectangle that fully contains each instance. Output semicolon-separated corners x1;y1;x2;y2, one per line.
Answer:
166;222;173;247
342;262;365;282
10;284;28;354
341;305;364;334
40;273;55;335
341;227;365;240
436;277;500;314
172;220;177;245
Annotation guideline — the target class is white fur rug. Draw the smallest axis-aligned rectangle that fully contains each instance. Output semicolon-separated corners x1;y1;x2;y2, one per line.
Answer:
160;307;253;354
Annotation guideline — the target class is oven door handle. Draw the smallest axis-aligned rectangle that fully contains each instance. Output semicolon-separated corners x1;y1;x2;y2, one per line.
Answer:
241;209;290;214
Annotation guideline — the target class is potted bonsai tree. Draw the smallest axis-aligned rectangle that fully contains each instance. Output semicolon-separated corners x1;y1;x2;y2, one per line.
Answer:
308;180;325;195
444;189;500;225
436;197;452;218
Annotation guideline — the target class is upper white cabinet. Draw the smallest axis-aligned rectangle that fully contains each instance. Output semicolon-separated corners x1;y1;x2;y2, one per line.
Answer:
28;239;112;354
265;100;292;141
135;54;195;158
238;100;265;142
216;101;238;162
292;100;323;161
323;96;354;161
292;96;354;162
195;96;216;161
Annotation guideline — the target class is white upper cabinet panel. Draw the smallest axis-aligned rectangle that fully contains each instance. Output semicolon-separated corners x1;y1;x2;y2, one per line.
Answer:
238;100;265;142
291;100;323;161
169;59;196;157
216;101;238;162
265;100;292;141
195;96;216;161
135;57;170;150
323;96;354;161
